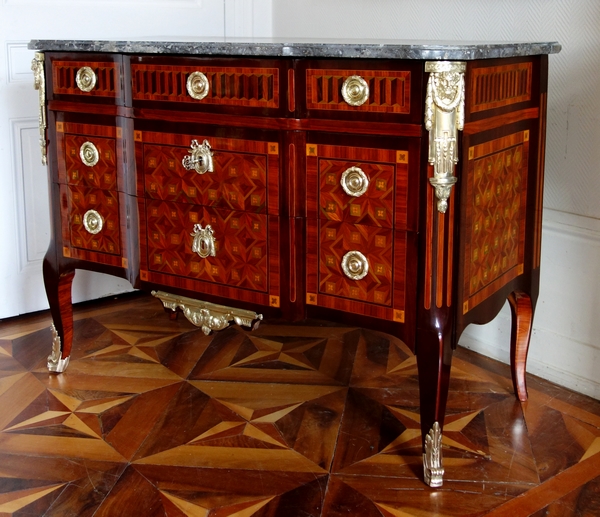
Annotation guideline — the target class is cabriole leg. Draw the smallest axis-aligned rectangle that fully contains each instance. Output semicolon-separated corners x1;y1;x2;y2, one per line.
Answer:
508;290;533;402
43;261;75;373
416;326;453;487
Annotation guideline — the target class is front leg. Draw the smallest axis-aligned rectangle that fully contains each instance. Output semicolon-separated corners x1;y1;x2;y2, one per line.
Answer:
508;290;533;402
416;323;453;488
43;255;74;373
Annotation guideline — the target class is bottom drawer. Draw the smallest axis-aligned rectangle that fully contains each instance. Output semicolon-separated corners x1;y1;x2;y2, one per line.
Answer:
64;185;121;256
319;221;393;305
145;200;269;293
306;219;409;322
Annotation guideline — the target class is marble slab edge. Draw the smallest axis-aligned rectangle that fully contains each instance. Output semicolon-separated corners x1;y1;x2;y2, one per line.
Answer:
28;40;561;60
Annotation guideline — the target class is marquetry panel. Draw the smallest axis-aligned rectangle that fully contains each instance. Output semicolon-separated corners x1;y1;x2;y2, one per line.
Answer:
463;131;529;313
131;64;279;108
318;221;393;307
470;62;532;113
307;144;408;230
319;159;394;228
144;144;267;212
306;69;410;113
51;60;120;98
306;220;409;321
145;200;268;292
63;134;117;189
55;120;121;188
64;185;121;256
138;130;279;215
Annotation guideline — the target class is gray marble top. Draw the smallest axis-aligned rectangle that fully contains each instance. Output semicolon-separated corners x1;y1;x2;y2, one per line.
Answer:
28;38;561;60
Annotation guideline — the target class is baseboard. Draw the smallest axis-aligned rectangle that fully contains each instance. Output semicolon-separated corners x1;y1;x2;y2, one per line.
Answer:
460;320;600;400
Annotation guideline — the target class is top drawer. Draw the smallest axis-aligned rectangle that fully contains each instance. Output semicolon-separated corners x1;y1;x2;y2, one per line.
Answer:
47;53;126;106
297;59;423;124
130;56;291;117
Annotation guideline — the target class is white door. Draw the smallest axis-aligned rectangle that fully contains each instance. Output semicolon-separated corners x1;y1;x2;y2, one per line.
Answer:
0;0;271;318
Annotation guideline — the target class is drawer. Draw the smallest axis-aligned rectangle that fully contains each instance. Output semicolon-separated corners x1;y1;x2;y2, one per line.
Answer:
62;133;117;189
306;219;409;322
130;56;290;116
63;185;121;256
47;53;125;105
54;117;130;192
145;200;269;293
307;140;409;230
318;221;393;306
137;129;278;214
298;60;423;124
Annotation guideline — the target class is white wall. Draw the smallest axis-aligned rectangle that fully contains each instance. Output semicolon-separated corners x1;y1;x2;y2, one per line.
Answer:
272;0;600;399
0;0;272;318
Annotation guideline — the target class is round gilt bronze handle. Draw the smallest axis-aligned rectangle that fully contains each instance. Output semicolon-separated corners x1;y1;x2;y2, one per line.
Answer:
83;209;103;235
187;71;210;100
80;141;99;167
341;75;369;106
341;250;369;280
76;66;97;92
340;166;369;197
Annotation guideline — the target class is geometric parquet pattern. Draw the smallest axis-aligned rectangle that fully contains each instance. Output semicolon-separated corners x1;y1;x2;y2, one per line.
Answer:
1;293;599;516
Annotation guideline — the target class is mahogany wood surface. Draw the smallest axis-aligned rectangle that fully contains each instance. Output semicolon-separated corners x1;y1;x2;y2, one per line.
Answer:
39;50;552;487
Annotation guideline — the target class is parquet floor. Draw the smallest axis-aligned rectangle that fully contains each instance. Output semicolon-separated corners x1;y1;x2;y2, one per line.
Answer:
1;293;599;516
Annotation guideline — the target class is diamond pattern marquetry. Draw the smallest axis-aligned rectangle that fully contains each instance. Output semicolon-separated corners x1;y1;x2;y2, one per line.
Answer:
464;131;529;312
319;158;395;228
65;185;121;256
318;221;393;306
1;293;599;516
64;134;117;190
145;200;268;292
144;143;267;212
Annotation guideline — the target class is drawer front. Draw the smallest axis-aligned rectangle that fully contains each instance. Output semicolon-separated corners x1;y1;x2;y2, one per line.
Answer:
145;200;269;293
137;129;279;215
306;219;409;322
318;221;394;306
298;60;422;123
55;118;124;190
65;185;121;256
48;53;124;104
307;68;410;114
143;141;268;212
307;142;409;230
131;57;286;114
63;133;117;190
318;156;398;229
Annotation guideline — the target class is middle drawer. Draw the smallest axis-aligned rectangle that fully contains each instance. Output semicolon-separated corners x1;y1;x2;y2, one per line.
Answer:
136;129;280;215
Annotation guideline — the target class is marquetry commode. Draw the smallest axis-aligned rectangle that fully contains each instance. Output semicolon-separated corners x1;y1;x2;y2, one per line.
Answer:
29;38;560;487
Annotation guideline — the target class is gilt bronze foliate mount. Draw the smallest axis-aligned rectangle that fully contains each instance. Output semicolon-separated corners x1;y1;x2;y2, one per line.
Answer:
31;52;47;165
425;61;466;214
152;291;263;336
